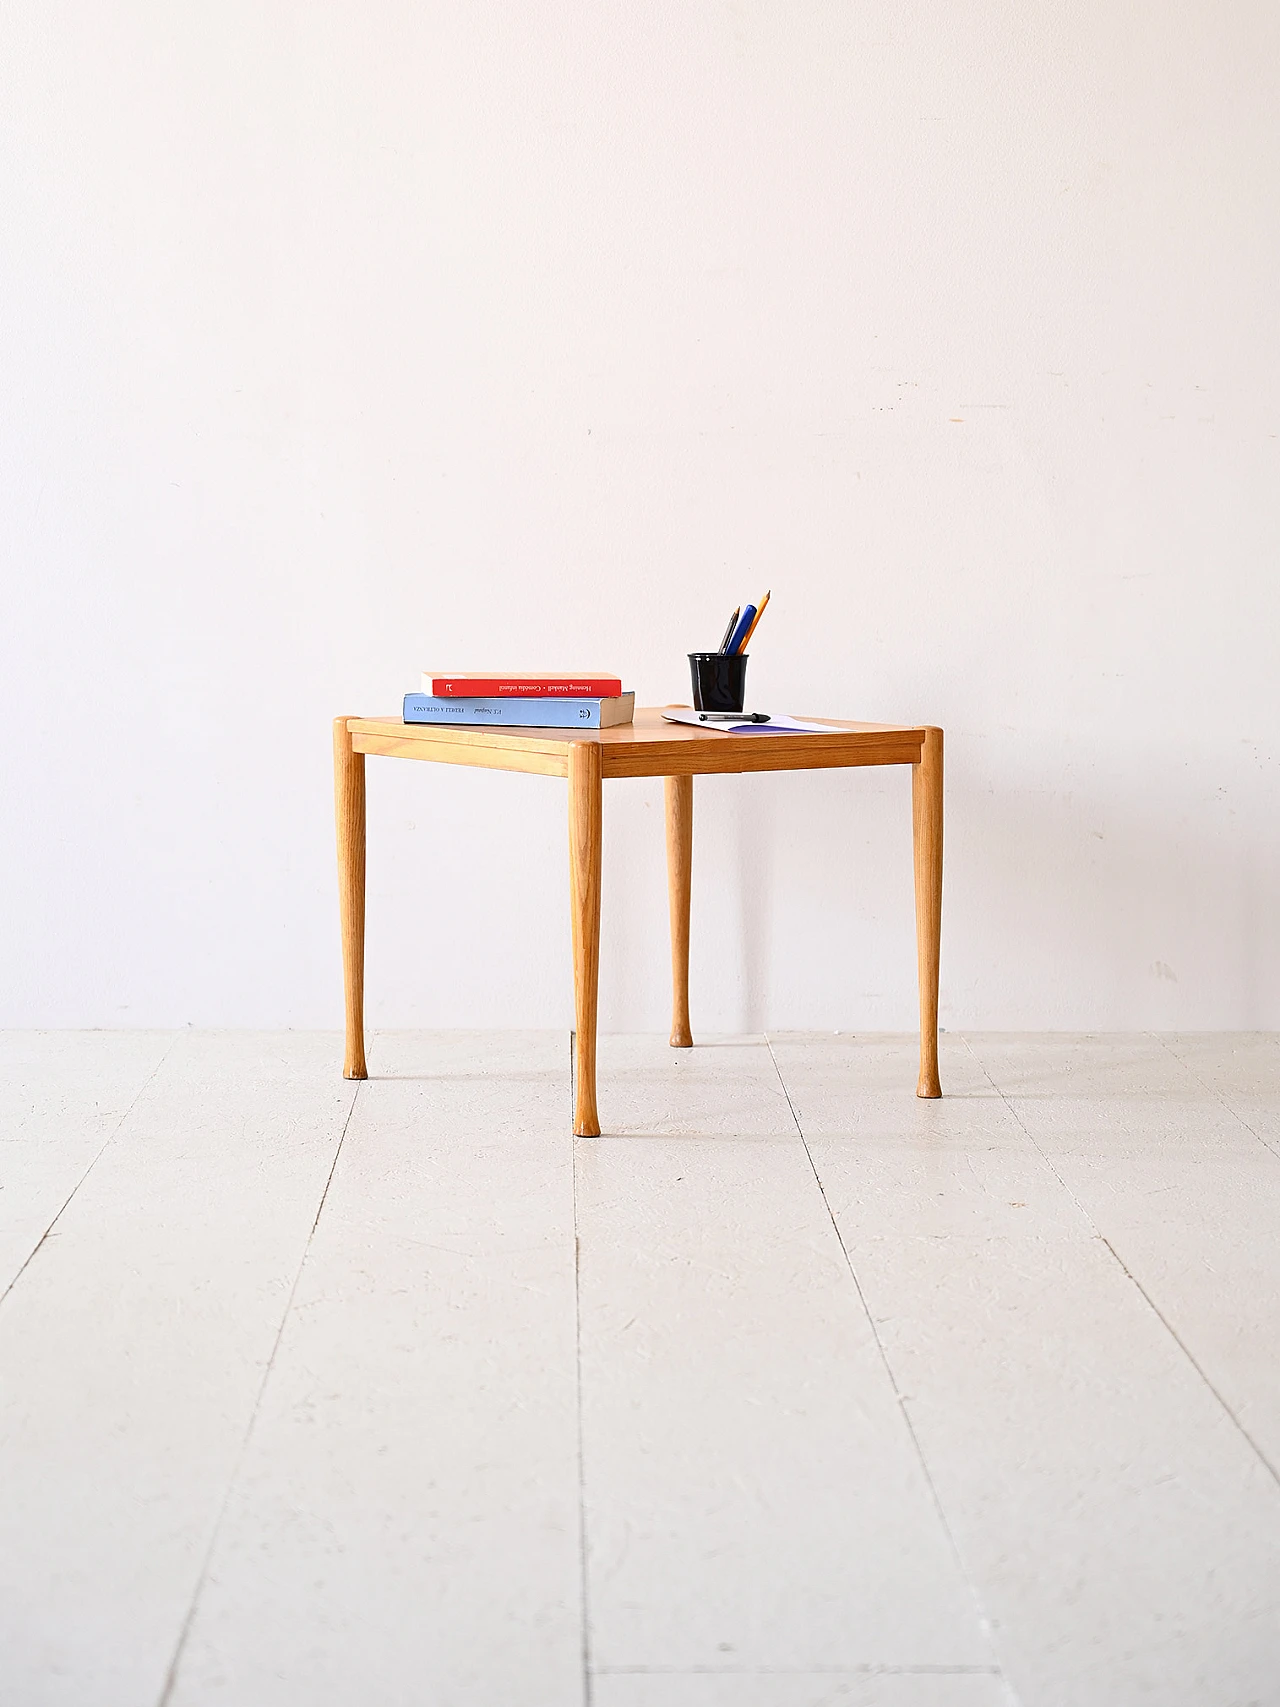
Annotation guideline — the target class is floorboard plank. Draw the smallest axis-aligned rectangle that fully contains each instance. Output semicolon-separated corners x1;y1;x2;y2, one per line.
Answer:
0;1030;174;1294
166;1032;583;1707
773;1032;1280;1707
0;1031;354;1707
579;1035;993;1680
593;1671;1007;1707
1161;1031;1280;1156
969;1035;1280;1477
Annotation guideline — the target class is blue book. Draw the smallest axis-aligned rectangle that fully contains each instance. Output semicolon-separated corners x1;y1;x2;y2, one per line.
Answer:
403;691;634;729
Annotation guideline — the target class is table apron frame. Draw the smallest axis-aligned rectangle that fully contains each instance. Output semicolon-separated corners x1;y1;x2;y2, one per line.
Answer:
349;729;924;778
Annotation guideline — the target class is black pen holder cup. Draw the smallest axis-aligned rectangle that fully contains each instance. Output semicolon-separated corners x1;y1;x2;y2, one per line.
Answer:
689;652;748;714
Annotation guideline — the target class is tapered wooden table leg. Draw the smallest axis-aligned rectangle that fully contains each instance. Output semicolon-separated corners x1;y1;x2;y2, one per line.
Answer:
333;717;368;1080
568;741;603;1136
664;775;694;1047
912;725;943;1098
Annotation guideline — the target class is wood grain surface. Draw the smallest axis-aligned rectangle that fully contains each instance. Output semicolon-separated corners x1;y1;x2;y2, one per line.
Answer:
346;709;925;780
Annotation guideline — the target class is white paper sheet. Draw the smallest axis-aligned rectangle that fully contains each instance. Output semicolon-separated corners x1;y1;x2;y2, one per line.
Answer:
661;710;844;734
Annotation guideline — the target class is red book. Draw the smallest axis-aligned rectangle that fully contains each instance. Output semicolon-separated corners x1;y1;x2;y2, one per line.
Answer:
425;671;623;698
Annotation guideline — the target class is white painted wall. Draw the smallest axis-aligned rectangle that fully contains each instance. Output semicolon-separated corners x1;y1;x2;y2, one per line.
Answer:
3;1;1277;1032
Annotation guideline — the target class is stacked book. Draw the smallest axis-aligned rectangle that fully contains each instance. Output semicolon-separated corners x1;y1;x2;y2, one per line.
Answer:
404;673;634;729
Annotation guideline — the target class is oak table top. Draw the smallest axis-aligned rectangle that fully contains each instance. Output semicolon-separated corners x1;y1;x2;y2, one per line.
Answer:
345;707;928;779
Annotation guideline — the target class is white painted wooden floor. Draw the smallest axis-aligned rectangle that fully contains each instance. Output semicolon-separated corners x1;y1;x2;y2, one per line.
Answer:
2;1032;1280;1707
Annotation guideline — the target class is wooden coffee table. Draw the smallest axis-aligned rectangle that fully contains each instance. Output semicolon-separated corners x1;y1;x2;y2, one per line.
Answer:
333;708;943;1135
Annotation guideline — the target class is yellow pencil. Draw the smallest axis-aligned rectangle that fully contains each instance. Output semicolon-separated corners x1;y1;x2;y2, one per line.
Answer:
735;589;770;653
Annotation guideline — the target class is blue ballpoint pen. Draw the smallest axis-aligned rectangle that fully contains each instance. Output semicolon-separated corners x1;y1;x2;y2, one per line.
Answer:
723;603;756;656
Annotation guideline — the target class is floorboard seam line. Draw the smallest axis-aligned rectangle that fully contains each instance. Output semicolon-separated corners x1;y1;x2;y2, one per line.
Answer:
570;1028;577;1126
763;1034;1020;1707
963;1036;1280;1494
154;1074;362;1707
1097;1233;1280;1489
1150;1031;1280;1163
572;1032;594;1707
0;1030;182;1314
